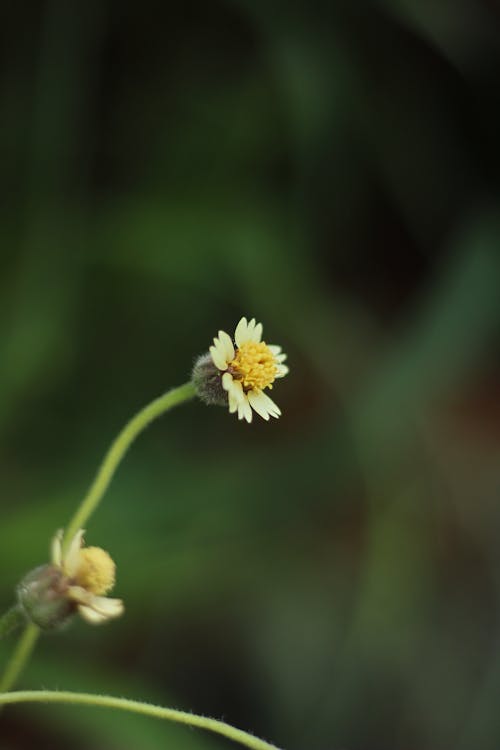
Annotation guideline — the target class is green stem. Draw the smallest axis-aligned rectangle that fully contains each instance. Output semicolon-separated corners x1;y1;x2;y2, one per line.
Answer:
63;381;196;550
0;624;39;692
0;382;196;694
0;690;282;750
0;607;26;640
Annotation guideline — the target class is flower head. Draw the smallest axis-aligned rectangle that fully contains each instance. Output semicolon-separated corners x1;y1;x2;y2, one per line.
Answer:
17;530;124;630
207;317;289;422
50;529;124;625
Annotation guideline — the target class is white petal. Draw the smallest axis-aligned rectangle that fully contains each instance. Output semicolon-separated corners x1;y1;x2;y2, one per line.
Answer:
230;379;246;403
77;603;124;625
88;595;124;617
256;390;281;418
67;585;90;605
249;321;263;342
51;530;63;567
223;374;244;400
218;330;235;361
228;392;239;413
238;397;253;423
247;390;271;420
268;345;282;355
234;317;249;346
73;588;124;619
222;372;234;391
210;344;227;370
68;587;123;618
247;318;265;342
213;336;228;357
223;375;246;412
78;605;110;624
275;364;289;377
274;353;287;363
64;529;85;577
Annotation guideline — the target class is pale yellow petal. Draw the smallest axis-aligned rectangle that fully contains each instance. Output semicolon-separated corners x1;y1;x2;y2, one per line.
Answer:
223;373;244;400
77;605;110;625
88;595;124;617
247;390;271;420
51;529;63;567
225;379;240;411
230;379;246;403
228;392;239;413
234;317;249;346
69;586;124;618
222;371;234;391
218;330;235;361
256;390;281;418
238;397;253;423
64;529;85;578
246;318;257;340
252;323;263;343
275;364;289;377
78;605;107;624
67;584;92;605
210;344;227;370
213;337;228;359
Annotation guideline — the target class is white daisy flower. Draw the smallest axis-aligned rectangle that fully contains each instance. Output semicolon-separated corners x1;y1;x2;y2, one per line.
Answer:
51;529;124;625
208;317;289;423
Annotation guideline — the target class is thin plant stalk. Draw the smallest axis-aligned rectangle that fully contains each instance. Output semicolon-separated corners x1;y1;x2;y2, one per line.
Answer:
0;690;283;750
0;607;25;641
63;381;196;550
0;382;196;692
0;624;39;692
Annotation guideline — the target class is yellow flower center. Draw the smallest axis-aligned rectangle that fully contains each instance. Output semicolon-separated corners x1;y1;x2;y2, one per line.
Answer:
74;547;116;595
229;341;277;391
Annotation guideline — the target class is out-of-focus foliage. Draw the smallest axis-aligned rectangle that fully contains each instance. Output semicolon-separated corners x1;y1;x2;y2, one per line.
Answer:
1;1;500;749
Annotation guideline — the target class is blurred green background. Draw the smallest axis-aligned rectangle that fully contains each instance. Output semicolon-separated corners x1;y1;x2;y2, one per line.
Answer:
1;1;500;748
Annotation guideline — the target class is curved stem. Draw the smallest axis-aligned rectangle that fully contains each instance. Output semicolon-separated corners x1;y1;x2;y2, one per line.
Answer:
0;382;196;694
63;381;196;550
0;690;282;750
0;606;25;641
0;624;39;692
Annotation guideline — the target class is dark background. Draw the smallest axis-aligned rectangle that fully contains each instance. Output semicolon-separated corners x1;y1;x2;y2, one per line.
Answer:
1;1;500;748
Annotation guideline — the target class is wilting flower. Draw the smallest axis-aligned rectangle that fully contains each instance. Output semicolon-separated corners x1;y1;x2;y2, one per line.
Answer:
17;529;124;629
51;529;124;624
207;316;289;423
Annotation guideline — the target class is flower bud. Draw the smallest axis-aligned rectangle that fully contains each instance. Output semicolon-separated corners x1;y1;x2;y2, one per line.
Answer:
192;352;228;406
17;564;75;630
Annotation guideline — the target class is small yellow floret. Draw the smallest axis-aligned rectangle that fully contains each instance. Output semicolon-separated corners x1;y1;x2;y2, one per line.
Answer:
75;546;116;595
229;341;277;391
